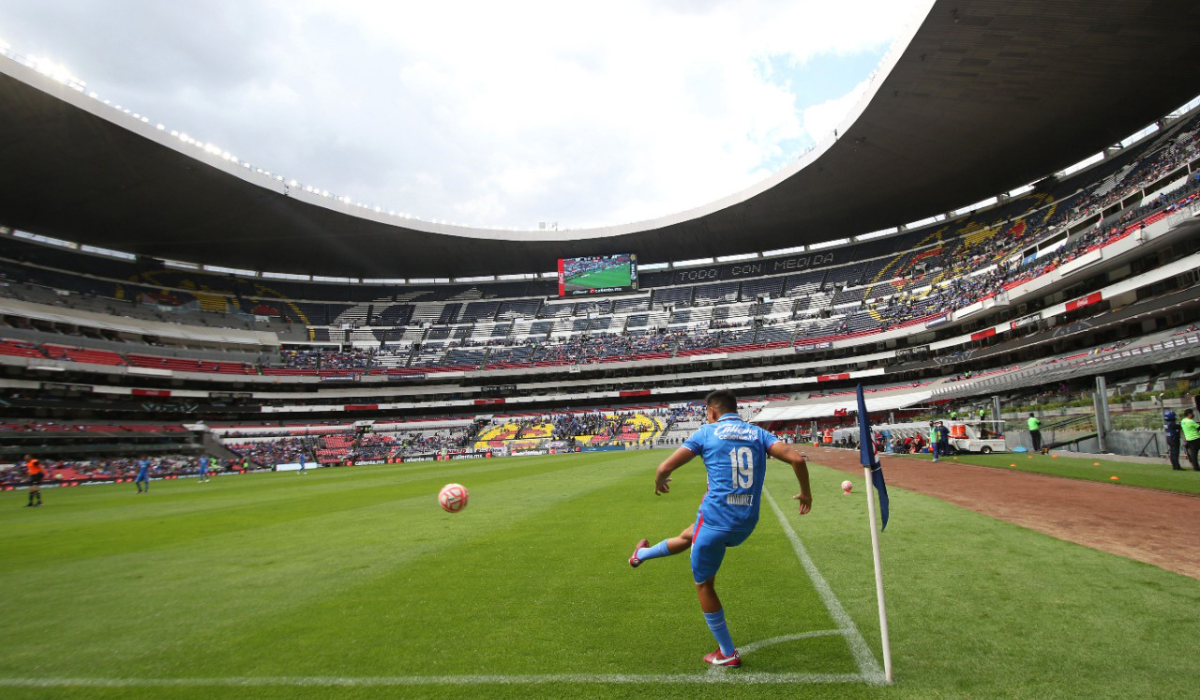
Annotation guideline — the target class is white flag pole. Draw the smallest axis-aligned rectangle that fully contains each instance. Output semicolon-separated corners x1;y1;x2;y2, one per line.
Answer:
863;464;894;683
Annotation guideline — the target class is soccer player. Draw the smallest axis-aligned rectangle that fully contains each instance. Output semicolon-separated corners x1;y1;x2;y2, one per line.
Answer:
135;454;152;493
299;452;307;475
24;454;44;507
198;454;210;483
629;390;813;667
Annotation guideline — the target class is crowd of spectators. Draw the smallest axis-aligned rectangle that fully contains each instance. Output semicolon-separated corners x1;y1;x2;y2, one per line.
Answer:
531;332;675;364
226;437;313;466
277;347;376;370
354;434;396;460
909;125;1200;301
222;426;477;464
551;412;622;439
386;428;473;455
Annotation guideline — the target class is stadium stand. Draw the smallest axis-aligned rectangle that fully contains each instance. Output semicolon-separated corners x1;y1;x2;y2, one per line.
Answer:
0;97;1197;465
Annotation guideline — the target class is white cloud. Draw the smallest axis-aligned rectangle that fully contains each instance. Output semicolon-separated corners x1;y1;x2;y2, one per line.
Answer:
802;78;873;144
0;0;930;228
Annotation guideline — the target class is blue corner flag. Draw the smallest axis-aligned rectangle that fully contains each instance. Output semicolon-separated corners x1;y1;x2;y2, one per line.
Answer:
856;384;889;531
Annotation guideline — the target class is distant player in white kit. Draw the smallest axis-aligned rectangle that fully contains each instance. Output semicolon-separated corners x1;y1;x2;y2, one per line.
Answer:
629;390;813;667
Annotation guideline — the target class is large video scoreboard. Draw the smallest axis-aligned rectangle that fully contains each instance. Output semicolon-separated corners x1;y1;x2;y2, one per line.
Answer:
557;253;638;297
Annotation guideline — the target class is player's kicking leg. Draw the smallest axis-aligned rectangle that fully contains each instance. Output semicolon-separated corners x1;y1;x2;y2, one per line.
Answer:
629;523;694;568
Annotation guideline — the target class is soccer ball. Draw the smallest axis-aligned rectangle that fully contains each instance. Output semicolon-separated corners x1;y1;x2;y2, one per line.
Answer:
438;483;469;513
841;480;853;494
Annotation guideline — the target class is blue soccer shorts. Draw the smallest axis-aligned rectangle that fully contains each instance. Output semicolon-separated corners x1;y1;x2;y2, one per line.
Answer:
691;516;753;584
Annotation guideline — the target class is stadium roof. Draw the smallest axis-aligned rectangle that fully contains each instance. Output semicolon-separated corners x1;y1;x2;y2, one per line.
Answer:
1;0;1199;279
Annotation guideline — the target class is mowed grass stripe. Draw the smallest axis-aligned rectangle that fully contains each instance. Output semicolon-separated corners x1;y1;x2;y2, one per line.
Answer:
0;453;639;676
0;455;608;571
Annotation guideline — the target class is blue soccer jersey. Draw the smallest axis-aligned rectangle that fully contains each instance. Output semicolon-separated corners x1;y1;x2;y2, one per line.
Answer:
683;413;779;533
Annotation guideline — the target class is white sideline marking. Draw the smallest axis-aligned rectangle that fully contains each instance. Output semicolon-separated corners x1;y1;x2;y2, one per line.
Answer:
0;673;866;687
765;488;887;685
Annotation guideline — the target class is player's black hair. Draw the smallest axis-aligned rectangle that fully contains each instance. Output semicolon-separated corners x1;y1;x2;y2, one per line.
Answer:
705;389;738;415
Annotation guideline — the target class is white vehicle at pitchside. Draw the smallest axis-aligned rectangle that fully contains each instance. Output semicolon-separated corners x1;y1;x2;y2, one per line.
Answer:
830;420;1009;454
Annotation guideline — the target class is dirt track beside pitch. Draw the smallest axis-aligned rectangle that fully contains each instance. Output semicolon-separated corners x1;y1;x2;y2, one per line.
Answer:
804;446;1200;580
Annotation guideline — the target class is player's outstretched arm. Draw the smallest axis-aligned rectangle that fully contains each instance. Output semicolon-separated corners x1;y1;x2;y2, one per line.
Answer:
769;442;812;515
654;447;696;495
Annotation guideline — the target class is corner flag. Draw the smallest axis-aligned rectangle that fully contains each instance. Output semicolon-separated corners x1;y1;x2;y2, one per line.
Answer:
856;384;889;531
856;383;894;683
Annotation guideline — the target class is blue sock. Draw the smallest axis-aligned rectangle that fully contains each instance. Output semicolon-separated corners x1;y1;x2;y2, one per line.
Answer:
704;609;736;656
636;540;672;561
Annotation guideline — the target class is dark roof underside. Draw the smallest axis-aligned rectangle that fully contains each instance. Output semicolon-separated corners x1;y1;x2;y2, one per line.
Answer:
0;0;1199;278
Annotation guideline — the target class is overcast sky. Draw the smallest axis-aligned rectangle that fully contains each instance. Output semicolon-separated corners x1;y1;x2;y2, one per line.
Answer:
0;0;930;230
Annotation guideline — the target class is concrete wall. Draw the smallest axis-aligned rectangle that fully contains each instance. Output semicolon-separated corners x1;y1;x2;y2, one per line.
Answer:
1009;429;1169;459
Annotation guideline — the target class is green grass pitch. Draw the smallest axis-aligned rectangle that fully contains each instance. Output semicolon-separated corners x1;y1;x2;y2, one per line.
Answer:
903;451;1200;495
565;262;632;290
2;451;1198;699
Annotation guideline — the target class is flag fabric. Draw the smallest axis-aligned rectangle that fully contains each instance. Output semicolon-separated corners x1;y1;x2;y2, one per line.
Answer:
856;384;890;530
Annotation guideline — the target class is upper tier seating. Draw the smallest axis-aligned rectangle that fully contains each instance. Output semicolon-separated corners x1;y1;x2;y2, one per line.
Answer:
0;112;1196;378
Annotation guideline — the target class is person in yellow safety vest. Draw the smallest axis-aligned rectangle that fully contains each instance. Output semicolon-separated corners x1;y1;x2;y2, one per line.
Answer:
1182;409;1200;471
1028;414;1042;453
930;422;941;462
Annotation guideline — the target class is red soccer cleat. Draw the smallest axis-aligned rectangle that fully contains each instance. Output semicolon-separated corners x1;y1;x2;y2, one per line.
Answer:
703;649;742;667
629;538;650;568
